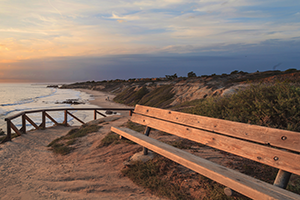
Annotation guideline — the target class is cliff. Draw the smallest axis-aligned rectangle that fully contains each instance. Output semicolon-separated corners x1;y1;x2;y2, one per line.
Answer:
60;69;300;108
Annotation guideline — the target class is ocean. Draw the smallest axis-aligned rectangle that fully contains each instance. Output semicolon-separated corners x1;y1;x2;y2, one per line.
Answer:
0;83;100;134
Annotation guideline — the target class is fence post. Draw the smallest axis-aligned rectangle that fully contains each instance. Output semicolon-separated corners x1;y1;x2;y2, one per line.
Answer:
6;120;12;141
63;110;68;126
129;110;133;116
21;114;26;134
41;111;46;129
94;110;97;120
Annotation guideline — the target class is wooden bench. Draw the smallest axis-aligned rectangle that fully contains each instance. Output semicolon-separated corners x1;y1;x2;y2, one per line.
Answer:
111;105;300;200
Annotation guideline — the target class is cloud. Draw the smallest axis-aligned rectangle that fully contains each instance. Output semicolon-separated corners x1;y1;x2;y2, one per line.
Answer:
117;20;127;23
0;0;299;83
110;12;140;21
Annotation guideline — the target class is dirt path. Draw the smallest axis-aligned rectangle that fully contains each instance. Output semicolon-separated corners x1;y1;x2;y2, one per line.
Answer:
0;116;164;200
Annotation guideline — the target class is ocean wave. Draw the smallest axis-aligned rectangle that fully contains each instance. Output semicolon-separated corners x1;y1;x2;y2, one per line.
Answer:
0;88;57;107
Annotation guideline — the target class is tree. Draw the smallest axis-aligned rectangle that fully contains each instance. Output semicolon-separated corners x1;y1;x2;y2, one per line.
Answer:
187;71;196;77
165;73;178;80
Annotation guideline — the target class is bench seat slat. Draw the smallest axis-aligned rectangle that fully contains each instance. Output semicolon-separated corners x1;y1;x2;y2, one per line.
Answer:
134;105;300;152
131;113;300;176
111;126;300;200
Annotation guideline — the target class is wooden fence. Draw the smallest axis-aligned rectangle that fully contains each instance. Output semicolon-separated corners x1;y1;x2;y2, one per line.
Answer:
1;108;133;143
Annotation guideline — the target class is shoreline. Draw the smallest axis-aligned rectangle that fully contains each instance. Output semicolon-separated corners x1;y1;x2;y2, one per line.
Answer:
75;88;134;115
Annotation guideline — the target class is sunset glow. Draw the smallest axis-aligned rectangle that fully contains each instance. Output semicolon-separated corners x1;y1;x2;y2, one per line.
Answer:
1;0;300;82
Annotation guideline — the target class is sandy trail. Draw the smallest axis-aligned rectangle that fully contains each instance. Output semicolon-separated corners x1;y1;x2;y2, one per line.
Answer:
0;90;163;200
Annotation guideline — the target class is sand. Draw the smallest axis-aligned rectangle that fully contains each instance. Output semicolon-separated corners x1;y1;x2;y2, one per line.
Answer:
0;89;164;200
77;89;134;110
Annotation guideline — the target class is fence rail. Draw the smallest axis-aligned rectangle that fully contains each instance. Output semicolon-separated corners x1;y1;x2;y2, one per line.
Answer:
1;108;133;144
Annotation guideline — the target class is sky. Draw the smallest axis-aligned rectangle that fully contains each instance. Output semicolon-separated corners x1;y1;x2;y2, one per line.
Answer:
0;0;299;83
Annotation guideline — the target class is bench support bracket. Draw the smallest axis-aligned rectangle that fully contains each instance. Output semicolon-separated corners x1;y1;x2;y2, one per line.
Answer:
273;169;291;189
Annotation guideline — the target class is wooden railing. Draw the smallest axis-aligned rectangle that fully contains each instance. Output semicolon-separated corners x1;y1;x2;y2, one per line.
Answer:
1;108;133;144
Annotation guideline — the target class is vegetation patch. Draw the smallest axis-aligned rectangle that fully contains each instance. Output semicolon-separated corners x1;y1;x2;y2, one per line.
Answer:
48;124;101;155
51;143;73;155
98;131;136;148
182;82;300;132
65;125;100;139
122;157;192;199
98;132;120;147
124;120;146;132
121;156;247;200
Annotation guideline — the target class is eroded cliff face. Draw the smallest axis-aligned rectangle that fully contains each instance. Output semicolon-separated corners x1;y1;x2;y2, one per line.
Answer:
61;71;300;107
170;78;226;106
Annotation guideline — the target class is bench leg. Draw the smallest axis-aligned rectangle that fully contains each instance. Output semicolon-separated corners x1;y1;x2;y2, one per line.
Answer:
143;127;152;155
273;169;291;189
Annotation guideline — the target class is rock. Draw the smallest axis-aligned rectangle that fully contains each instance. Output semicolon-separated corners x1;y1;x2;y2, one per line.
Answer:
55;99;85;105
105;110;113;115
123;151;155;166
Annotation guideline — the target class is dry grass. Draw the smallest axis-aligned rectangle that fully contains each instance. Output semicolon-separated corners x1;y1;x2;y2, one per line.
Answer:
48;124;101;155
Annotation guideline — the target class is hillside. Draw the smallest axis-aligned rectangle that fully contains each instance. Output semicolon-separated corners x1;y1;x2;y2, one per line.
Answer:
61;69;300;109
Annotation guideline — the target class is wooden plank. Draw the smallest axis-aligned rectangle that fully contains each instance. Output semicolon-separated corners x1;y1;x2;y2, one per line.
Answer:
45;112;59;126
67;111;85;125
10;122;21;136
131;113;300;176
111;126;300;200
134;105;300;152
24;115;39;130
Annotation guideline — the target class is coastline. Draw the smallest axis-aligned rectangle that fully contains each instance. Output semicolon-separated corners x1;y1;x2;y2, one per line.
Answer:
75;88;134;115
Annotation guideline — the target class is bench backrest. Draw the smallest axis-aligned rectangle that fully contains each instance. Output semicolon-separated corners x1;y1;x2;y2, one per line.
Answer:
131;105;300;176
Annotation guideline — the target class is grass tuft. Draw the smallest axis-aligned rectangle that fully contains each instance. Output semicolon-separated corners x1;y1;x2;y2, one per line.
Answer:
124;121;145;132
122;157;192;199
98;132;120;147
48;124;101;155
98;131;136;148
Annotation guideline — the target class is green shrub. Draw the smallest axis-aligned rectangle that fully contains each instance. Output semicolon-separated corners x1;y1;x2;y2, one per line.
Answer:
185;82;300;131
52;145;73;155
65;125;100;139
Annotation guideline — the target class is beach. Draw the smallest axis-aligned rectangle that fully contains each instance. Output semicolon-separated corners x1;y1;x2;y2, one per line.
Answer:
0;89;163;200
75;88;134;111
